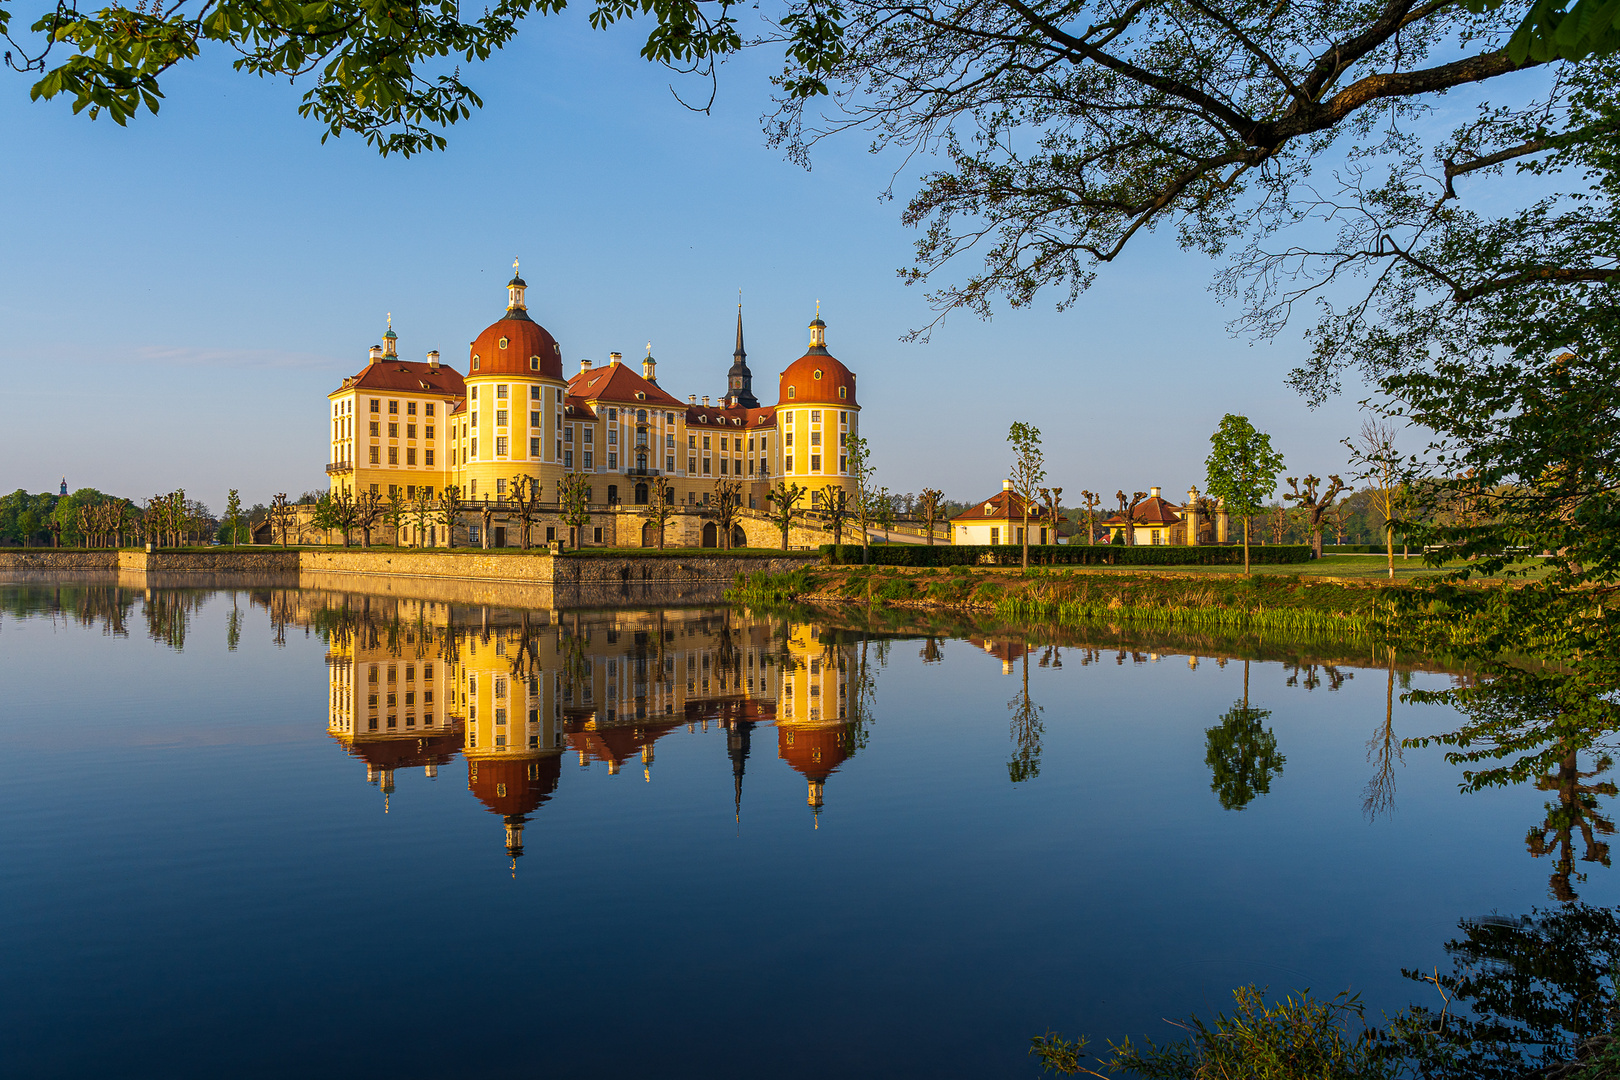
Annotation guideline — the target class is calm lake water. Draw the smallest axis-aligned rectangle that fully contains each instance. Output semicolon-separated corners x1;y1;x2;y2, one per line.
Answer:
0;580;1606;1078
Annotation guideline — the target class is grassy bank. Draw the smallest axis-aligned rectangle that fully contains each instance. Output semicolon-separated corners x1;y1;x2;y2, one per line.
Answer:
729;564;1395;636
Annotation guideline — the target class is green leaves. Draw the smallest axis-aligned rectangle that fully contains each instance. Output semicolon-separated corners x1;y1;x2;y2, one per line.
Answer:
10;0;775;154
1467;0;1620;63
1204;413;1284;519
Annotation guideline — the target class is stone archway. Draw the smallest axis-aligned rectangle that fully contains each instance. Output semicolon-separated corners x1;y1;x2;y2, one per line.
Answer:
732;525;747;549
701;522;718;548
641;521;659;547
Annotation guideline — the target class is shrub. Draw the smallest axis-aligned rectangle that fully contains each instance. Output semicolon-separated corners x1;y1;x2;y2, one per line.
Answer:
820;544;1312;567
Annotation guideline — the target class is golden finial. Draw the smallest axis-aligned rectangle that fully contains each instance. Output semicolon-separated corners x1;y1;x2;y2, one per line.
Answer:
816;299;821;317
512;256;520;275
386;312;392;329
646;341;652;357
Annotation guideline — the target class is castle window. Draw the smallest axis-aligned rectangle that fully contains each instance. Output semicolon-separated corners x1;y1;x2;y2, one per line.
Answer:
498;336;509;349
530;438;540;457
407;402;417;415
496;384;508;399
564;426;573;443
388;422;398;438
785;456;793;472
608;408;618;421
369;421;379;437
369;447;379;464
811;410;821;423
583;452;593;468
702;436;710;450
407;424;416;439
496;479;506;496
814;369;823;380
471;386;478;399
496;410;508;428
472;357;479;371
426;450;435;466
530;357;540;371
584;428;593;444
787;387;796;399
407;448;416;465
495;437;508;457
565;450;574;468
637;409;646;422
370;399;379;413
811;454;822;471
389;400;398;414
388;447;398;465
839;387;847;399
425;425;435;440
810;431;821;446
530;411;539;428
688;457;697;473
426;403;435;416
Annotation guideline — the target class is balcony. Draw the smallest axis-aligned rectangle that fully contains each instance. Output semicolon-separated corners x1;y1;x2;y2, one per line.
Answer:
325;462;354;475
625;467;661;477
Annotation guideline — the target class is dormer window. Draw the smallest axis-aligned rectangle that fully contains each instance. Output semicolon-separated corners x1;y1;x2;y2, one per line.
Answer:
787;387;796;399
471;356;480;371
498;336;509;349
839;386;847;399
530;356;540;371
813;369;823;380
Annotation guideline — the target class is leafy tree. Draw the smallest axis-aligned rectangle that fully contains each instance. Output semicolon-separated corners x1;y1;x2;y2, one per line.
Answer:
507;475;539;549
270;492;295;548
354;490;383;547
435;484;464;549
558;473;591;549
845;433;875;564
1039;486;1064;546
1205;414;1285;574
710;477;743;549
1346;419;1413;580
1204;662;1285;811
1079;490;1100;546
765;481;805;550
1007;421;1045;569
640;484;676;548
917;487;943;545
224;488;243;547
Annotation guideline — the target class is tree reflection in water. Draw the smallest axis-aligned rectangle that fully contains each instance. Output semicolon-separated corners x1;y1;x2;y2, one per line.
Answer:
1204;660;1285;811
1007;646;1045;783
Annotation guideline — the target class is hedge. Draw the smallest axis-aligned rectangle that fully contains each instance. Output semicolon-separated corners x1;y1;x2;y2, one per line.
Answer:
820;543;1313;566
1322;544;1387;554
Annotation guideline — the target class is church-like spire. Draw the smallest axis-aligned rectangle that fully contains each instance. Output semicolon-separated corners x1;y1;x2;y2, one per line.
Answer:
724;301;759;408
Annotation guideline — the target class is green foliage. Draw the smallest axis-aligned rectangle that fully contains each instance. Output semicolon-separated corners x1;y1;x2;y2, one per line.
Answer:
1207;414;1286;574
820;543;1313;566
6;0;796;156
1007;420;1045;570
1468;0;1620;63
1205;701;1285;810
1034;986;1397;1079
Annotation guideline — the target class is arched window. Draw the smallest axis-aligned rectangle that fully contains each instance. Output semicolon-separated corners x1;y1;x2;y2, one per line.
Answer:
636;409;647;422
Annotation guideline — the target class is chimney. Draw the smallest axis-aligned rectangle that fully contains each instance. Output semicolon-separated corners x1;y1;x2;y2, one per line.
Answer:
580;358;593;374
368;345;383;363
688;394;696;405
1002;479;1013;491
1150;486;1161;499
609;351;622;365
427;350;440;371
703;396;711;407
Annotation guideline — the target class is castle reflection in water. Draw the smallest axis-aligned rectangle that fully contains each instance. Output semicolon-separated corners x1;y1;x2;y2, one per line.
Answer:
318;596;874;866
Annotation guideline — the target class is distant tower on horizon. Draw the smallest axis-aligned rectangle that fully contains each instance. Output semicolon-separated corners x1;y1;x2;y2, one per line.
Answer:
59;477;67;496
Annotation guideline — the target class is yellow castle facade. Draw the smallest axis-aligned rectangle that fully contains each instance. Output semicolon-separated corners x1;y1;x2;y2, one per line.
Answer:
325;267;863;537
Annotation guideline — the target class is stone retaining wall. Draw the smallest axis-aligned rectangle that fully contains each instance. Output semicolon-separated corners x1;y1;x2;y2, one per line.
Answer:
2;549;817;603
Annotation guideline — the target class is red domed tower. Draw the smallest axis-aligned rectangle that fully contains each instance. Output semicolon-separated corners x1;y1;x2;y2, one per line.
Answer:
452;260;571;508
776;306;860;514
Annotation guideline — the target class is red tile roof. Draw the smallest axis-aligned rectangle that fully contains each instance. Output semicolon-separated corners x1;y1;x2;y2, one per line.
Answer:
564;395;597;421
949;489;1050;523
1104;496;1184;527
777;722;854;782
686;403;776;428
336;359;466;398
567;362;686;409
466;753;561;819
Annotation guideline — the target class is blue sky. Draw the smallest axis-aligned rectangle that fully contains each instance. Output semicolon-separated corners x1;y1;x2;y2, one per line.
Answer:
1;11;1385;512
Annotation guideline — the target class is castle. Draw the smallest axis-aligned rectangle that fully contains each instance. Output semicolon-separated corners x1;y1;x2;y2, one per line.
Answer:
325;265;861;543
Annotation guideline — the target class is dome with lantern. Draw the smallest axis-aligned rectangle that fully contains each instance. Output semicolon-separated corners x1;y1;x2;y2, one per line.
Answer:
467;260;564;380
